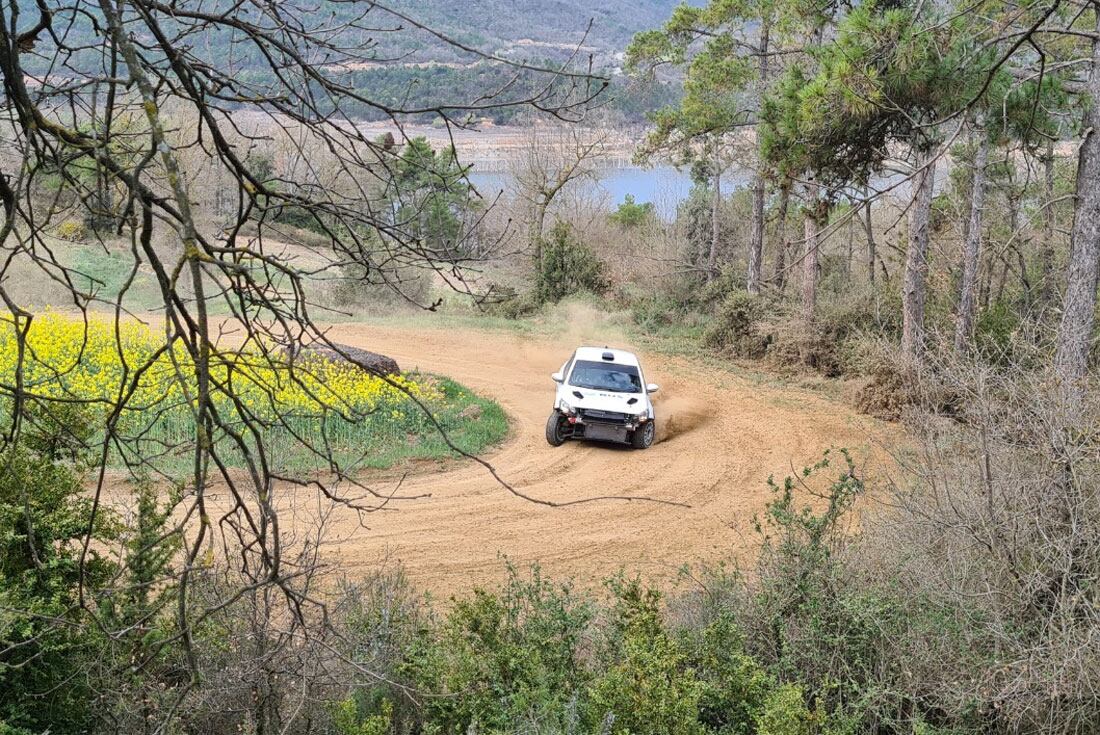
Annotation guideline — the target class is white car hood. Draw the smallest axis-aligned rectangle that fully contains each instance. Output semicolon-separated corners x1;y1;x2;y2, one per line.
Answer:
561;387;649;415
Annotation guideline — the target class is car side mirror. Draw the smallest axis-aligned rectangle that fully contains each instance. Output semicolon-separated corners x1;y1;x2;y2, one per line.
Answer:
552;372;564;383
646;383;660;394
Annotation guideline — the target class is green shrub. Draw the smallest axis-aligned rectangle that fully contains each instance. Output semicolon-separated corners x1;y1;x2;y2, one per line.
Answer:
272;203;328;233
817;289;901;371
610;194;657;229
748;453;872;714
403;564;592;734
0;444;116;733
630;291;683;330
331;697;393;735
588;578;706;735
484;283;542;318
741;450;959;732
679;612;772;734
626;285;712;350
696;267;746;309
536;222;609;304
18;398;97;462
756;684;815;735
703;291;771;358
765;287;902;377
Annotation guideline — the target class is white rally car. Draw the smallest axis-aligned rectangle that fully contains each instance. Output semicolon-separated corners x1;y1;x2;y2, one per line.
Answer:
545;346;659;449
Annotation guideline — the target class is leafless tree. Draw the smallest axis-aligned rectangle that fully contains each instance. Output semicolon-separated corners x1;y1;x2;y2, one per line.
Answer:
511;121;609;263
0;1;607;729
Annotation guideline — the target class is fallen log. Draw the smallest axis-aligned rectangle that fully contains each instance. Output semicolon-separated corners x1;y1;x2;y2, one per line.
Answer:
290;342;400;376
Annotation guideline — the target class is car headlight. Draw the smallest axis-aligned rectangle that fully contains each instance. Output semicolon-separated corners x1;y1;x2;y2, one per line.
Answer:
559;401;573;415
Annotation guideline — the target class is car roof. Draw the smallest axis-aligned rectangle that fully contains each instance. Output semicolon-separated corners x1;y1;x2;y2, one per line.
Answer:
573;346;641;367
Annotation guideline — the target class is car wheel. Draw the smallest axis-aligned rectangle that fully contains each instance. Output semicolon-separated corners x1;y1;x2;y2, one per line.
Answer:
545;411;568;447
631;420;656;449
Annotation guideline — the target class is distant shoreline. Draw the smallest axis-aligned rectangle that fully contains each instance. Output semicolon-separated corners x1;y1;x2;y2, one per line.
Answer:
227;110;762;171
353;121;643;170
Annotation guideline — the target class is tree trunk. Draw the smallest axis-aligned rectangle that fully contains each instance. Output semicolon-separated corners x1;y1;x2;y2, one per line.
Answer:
1055;16;1100;385
902;149;936;361
803;184;822;325
995;253;1010;303
1014;241;1032;305
1038;139;1057;305
980;248;994;309
746;22;770;296
846;204;855;276
533;198;548;264
954;125;989;354
707;166;721;283
748;175;765;294
1004;189;1031;306
774;182;790;292
89;172;116;231
862;194;876;285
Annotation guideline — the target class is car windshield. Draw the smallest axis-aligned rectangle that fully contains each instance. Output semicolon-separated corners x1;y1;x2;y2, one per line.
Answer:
568;360;642;393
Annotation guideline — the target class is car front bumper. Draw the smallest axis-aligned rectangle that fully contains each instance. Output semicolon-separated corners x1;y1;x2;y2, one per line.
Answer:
566;408;648;443
580;422;630;443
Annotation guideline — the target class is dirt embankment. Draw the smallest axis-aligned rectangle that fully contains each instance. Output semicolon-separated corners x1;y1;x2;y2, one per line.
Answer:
270;314;898;594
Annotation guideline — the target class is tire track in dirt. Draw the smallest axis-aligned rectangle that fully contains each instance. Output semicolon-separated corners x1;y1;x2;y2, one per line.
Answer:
296;320;897;594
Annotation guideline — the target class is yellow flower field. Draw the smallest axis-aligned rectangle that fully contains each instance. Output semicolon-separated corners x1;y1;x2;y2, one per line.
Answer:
0;314;505;471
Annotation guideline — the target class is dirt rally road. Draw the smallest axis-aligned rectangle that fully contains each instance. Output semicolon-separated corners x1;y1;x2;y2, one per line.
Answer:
282;319;896;594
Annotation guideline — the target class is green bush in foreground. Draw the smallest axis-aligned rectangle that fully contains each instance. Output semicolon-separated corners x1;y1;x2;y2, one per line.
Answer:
0;447;114;733
588;578;707;735
402;564;592;734
330;455;878;735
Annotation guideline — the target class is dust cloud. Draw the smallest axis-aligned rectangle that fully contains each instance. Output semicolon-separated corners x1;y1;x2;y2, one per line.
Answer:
654;393;712;442
548;300;629;347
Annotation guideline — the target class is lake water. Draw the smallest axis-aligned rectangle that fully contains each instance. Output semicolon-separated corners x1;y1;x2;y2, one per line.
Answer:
468;165;753;219
467;162;924;220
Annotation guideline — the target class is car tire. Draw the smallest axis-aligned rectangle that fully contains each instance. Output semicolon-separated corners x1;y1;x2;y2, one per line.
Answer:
631;420;656;449
545;411;568;447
